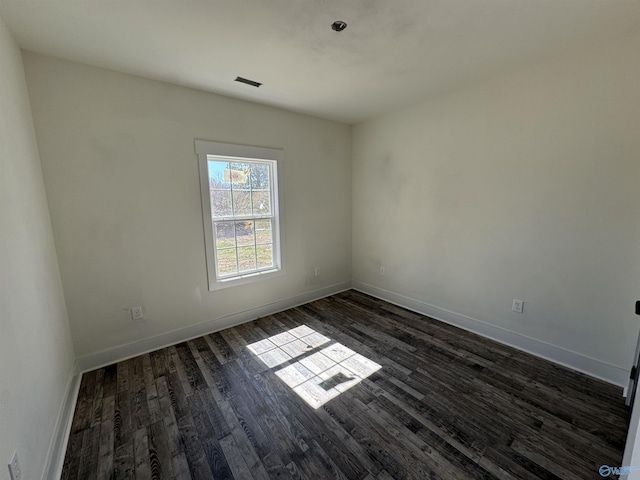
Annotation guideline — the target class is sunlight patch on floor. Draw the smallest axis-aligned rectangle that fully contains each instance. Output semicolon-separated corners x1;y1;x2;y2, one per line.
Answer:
247;326;382;409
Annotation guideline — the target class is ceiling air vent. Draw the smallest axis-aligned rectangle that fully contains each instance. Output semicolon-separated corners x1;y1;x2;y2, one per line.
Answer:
235;76;262;88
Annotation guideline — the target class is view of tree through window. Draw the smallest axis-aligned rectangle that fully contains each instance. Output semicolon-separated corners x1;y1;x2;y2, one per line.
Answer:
208;159;276;278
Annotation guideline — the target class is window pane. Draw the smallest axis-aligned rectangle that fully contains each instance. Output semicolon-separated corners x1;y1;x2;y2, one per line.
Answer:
250;163;271;190
209;160;232;217
251;163;271;215
208;160;230;186
210;189;232;217
238;246;257;272
229;162;250;183
215;222;236;248
255;220;272;244
232;189;252;216
216;248;238;276
252;189;271;216
257;244;274;269
235;221;255;246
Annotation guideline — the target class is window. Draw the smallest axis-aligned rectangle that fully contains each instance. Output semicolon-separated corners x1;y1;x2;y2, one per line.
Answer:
195;140;283;290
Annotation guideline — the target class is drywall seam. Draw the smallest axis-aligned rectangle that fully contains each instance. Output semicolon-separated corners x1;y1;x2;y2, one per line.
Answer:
42;362;81;480
353;281;628;388
76;282;351;372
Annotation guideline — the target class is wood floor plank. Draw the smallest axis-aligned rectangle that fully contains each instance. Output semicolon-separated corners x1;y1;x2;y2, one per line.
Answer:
249;364;366;480
155;375;184;458
370;395;498;480
131;386;150;431
346;395;446;480
478;446;562;480
171;452;192;480
113;441;135;480
320;398;417;480
70;370;95;434
114;390;133;451
130;355;145;394
150;348;168;379
377;385;488;462
195;353;272;480
117;360;130;393
314;403;386;476
60;431;83;480
170;345;195;397
148;419;175;479
224;359;312;474
176;341;208;393
510;437;584;480
187;392;235;479
176;413;215;479
96;395;115;480
205;331;237;364
133;427;151;479
90;370;105;428
204;353;292;478
102;364;118;399
254;369;370;479
219;433;255;479
61;290;629;479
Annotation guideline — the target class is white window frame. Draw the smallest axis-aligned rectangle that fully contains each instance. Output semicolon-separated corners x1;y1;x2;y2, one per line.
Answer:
195;140;284;291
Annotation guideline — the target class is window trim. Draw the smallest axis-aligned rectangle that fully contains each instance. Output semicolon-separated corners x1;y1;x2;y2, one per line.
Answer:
195;140;284;291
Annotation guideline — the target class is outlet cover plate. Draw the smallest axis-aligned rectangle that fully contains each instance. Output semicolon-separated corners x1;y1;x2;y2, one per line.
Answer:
131;306;144;320
512;299;524;314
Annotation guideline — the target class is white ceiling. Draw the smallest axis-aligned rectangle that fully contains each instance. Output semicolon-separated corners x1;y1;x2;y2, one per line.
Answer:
1;0;640;124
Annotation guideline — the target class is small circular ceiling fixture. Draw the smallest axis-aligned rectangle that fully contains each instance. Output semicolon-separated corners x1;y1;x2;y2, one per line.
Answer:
331;20;347;32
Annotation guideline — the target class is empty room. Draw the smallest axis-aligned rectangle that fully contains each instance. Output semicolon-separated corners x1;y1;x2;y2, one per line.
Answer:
2;1;640;479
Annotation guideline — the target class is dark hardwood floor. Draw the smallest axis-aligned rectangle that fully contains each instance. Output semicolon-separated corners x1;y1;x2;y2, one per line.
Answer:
61;290;629;479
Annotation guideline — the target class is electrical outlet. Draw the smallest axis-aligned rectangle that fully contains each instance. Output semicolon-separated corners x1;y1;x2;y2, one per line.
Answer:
380;266;385;277
314;267;320;277
131;306;144;321
512;299;524;314
8;451;21;480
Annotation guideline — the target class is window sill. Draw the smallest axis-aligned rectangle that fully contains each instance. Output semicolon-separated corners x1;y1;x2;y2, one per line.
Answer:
208;267;284;291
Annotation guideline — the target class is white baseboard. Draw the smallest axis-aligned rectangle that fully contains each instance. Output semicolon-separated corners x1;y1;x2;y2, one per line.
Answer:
353;281;629;388
76;282;351;373
43;361;81;480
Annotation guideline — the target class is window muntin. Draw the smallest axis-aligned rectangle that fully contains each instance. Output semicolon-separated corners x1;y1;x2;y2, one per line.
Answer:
196;141;283;290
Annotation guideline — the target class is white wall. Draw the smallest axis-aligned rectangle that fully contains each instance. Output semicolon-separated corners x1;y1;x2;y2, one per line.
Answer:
23;52;352;365
352;31;640;385
0;17;76;480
